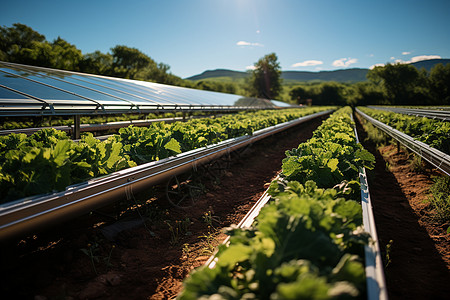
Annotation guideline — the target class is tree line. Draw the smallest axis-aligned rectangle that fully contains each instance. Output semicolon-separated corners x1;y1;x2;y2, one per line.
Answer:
289;62;449;106
0;23;239;93
1;23;449;106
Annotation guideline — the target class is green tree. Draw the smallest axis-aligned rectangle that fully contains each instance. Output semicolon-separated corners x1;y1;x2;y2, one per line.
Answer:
367;63;426;105
317;82;347;106
110;45;157;79
350;82;385;106
0;23;46;62
0;24;83;71
79;50;114;75
429;63;450;105
248;53;282;99
289;85;312;104
50;37;83;71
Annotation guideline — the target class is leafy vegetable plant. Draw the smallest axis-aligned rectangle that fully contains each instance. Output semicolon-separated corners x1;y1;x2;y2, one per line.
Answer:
179;107;375;299
0;107;331;204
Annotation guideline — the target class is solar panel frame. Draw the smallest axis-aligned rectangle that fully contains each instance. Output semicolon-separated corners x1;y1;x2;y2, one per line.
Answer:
0;61;294;117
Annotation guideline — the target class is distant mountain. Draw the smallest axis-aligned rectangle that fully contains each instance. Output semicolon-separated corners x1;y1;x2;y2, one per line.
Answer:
186;68;368;83
186;69;249;81
410;58;450;71
281;69;368;82
185;59;450;83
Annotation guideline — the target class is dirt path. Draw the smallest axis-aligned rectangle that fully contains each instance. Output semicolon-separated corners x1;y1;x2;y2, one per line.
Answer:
355;114;450;300
0;115;327;300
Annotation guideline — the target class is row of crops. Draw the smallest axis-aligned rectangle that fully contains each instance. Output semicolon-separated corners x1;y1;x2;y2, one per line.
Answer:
0;107;332;204
357;107;449;155
179;107;376;299
357;106;450;231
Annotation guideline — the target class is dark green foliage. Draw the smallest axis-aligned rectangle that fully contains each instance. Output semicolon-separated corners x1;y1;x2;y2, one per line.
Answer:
179;107;375;299
359;107;450;154
281;111;374;187
0;129;136;203
429;63;450;105
0;24;182;86
249;53;283;99
0;108;329;203
181;181;368;299
367;62;450;105
428;176;450;224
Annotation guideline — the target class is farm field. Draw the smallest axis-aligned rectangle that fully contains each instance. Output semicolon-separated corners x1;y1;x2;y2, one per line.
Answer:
1;113;328;299
355;113;450;299
0;106;448;299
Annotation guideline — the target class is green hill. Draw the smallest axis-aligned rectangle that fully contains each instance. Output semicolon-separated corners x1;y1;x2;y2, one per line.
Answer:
411;58;450;71
186;68;368;83
281;69;368;82
186;69;249;81
185;59;450;83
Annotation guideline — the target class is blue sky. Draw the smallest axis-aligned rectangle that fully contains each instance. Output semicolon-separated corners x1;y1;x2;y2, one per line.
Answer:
2;0;449;78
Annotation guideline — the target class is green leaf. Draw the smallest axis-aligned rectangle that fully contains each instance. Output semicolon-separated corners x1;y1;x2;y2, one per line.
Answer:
327;158;339;172
53;140;71;166
164;138;181;154
106;142;123;169
217;244;253;269
275;273;330;300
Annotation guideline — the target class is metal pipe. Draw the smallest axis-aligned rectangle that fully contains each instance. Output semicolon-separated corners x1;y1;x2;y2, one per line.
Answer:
0;110;332;241
353;113;388;300
356;108;450;176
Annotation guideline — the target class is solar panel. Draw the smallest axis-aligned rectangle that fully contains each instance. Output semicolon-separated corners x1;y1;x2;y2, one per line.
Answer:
0;61;293;117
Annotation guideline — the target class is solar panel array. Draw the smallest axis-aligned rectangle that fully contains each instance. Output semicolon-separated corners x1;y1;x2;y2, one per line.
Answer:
0;61;291;117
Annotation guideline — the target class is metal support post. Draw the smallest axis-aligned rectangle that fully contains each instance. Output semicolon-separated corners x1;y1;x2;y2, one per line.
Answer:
73;115;81;139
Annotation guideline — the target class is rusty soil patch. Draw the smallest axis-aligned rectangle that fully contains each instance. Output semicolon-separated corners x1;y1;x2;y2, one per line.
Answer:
356;116;450;300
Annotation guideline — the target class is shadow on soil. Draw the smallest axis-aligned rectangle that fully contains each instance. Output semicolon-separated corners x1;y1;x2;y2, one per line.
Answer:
355;114;450;300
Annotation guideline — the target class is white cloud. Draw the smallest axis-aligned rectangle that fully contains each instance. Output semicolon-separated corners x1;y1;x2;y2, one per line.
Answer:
370;54;442;69
370;63;385;69
256;30;260;34
409;55;441;63
246;65;256;70
402;51;411;55
291;60;323;67
392;55;441;65
237;41;263;47
332;57;358;67
390;56;396;60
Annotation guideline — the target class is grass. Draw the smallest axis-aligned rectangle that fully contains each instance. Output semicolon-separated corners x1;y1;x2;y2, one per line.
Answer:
385;240;394;268
409;153;426;173
356;113;388;146
165;218;192;246
198;229;218;256
428;176;450;224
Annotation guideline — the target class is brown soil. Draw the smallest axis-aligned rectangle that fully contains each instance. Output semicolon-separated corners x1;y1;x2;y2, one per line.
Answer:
355;115;450;300
3;113;449;300
0;115;327;300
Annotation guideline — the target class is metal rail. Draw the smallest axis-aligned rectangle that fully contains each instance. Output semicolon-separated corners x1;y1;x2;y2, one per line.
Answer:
353;114;388;300
367;106;450;121
205;183;273;269
205;114;388;300
356;108;450;176
0;110;332;240
0;117;186;136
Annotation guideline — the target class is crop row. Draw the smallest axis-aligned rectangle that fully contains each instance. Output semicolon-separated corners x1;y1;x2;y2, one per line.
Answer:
179;107;375;300
0;107;331;204
357;106;449;154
